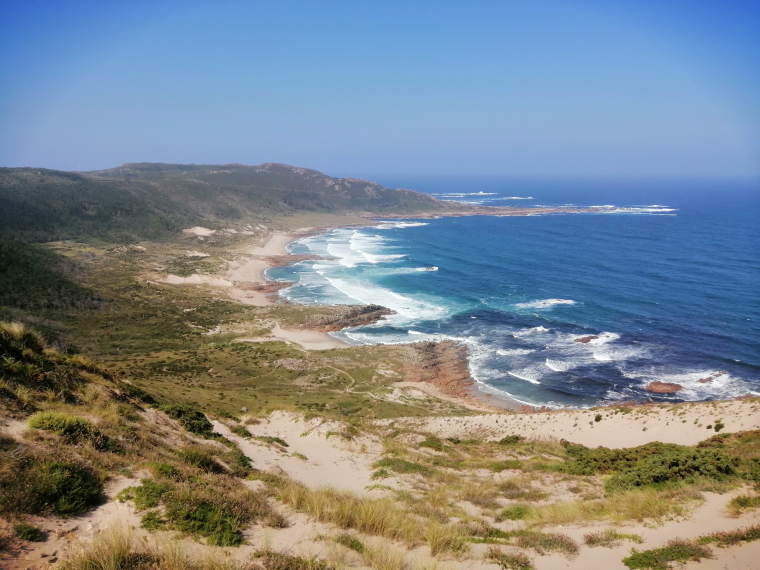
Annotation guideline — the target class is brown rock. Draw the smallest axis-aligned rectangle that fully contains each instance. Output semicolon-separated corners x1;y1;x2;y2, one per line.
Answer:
299;304;394;332
574;335;599;343
645;381;683;394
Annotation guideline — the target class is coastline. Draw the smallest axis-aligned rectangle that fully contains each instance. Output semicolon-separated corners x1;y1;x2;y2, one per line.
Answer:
257;215;759;416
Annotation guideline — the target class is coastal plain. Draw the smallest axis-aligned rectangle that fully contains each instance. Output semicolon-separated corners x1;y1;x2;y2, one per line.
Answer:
1;164;759;570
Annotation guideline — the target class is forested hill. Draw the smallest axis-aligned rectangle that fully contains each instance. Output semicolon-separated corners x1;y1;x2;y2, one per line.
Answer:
0;162;450;243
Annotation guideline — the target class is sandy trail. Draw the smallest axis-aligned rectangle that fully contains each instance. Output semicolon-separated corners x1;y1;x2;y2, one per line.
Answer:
213;412;383;494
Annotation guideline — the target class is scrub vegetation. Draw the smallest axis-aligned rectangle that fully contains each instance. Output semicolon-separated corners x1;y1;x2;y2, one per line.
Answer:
2;163;760;569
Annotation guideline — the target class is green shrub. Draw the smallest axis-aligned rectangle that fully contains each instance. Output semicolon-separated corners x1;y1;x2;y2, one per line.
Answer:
498;435;524;445
336;533;364;553
117;479;174;510
497;505;531;521
595;414;603;422
28;411;119;452
14;523;45;542
140;511;165;531
145;462;182;481
714;422;725;432
419;437;444;451
0;455;102;517
557;441;737;493
490;460;523;472
159;404;213;437
254;436;288;447
374;457;432;475
178;447;225;474
162;487;258;546
727;494;760;513
623;539;712;569
230;424;251;438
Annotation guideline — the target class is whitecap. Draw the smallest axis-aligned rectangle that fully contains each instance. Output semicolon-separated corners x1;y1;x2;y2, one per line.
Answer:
496;348;534;356
545;358;579;372
508;367;543;384
514;299;576;309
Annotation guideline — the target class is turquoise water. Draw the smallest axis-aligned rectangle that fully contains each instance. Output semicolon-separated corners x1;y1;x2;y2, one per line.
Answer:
269;179;760;408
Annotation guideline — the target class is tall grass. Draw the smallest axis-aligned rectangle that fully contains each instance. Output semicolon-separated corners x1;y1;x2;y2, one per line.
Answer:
528;487;694;525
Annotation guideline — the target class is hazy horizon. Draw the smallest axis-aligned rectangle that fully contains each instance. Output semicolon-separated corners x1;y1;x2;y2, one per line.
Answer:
1;0;758;179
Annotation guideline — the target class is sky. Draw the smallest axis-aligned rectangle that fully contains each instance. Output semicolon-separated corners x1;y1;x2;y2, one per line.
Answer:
0;0;758;179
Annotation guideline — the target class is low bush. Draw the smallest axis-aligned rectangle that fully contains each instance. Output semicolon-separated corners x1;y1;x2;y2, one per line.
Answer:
0;453;102;517
485;546;534;570
374;457;432;475
515;532;579;557
497;505;532;521
162;479;273;546
419;437;444;451
139;511;165;531
335;533;364;553
490;460;523;472
557;441;737;493
253;435;288;447
178;447;225;473
583;528;643;547
623;539;712;569
230;424;252;438
14;523;45;542
698;524;760;547
727;494;760;515
159;404;213;437
253;549;333;570
28;410;119;451
117;479;173;510
498;435;524;445
145;462;182;481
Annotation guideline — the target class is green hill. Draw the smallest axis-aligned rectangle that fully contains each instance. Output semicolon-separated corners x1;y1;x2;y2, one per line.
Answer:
0;163;449;243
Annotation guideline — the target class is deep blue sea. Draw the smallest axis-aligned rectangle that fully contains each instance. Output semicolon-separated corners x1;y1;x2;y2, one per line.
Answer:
269;179;760;408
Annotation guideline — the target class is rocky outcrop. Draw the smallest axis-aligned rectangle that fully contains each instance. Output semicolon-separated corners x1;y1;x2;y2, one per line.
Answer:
300;304;394;332
574;335;599;343
698;371;727;384
401;340;474;399
646;381;683;394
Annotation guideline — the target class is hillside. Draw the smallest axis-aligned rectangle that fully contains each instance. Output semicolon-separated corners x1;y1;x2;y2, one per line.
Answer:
0;163;451;243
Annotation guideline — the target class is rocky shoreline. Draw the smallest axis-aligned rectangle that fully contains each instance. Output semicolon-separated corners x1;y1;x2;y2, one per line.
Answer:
297;304;394;332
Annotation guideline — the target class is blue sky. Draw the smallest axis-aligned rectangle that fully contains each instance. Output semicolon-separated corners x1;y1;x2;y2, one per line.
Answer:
1;0;758;178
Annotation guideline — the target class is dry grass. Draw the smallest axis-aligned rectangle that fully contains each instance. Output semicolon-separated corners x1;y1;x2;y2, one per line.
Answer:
528;487;696;526
59;525;334;570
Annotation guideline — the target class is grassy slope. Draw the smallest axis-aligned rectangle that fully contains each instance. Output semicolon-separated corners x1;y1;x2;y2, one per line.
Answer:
0;163;451;243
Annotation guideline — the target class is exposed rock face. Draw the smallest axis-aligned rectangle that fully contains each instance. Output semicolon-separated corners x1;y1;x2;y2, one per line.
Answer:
646;381;683;394
402;340;473;398
574;335;599;343
301;305;393;332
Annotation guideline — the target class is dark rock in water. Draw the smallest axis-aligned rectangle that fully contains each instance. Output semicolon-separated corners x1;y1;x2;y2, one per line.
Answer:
301;304;393;332
698;371;727;384
646;381;683;393
574;335;599;343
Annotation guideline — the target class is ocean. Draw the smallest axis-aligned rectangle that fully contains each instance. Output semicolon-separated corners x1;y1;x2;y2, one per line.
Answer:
268;179;760;408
